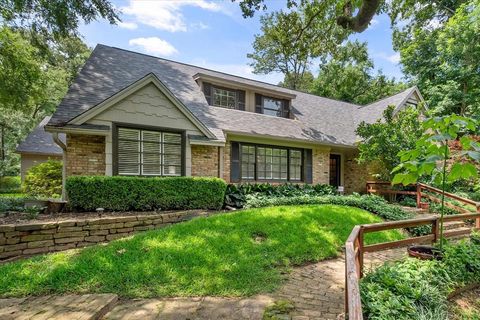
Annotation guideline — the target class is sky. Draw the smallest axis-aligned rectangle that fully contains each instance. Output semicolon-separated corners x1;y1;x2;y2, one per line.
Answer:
79;0;404;85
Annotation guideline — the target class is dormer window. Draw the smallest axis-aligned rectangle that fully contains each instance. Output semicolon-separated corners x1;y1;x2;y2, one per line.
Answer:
203;82;245;110
213;87;237;109
255;94;290;118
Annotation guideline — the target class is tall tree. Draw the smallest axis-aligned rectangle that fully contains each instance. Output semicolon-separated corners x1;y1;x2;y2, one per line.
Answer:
310;41;406;104
248;2;348;90
1;0;119;38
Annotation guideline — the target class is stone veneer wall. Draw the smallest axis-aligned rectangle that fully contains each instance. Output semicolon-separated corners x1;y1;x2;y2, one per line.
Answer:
0;211;206;261
66;134;106;176
344;152;371;194
191;145;219;177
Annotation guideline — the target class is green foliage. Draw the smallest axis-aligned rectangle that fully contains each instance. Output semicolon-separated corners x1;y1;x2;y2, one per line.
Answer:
397;196;417;207
244;193;430;236
391;0;480;116
429;202;461;216
224;183;337;208
356;105;423;180
248;1;348;90
0;204;402;297
0;0;119;38
0;197;25;213
66;176;227;211
23;160;62;198
0;176;21;193
311;41;407;105
361;239;480;319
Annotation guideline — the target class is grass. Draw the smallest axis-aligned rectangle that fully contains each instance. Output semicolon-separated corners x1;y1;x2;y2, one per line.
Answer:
0;193;26;198
0;204;403;298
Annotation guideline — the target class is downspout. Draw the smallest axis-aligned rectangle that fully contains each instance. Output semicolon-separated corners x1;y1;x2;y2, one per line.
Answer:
52;133;67;201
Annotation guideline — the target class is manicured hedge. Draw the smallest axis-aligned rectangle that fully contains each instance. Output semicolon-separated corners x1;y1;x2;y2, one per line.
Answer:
66;176;227;211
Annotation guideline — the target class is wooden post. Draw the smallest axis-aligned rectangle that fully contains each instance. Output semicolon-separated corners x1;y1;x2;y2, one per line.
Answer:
416;183;422;208
476;204;480;229
432;218;440;243
358;227;364;278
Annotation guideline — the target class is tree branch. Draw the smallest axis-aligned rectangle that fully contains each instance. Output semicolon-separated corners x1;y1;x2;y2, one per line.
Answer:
336;0;381;32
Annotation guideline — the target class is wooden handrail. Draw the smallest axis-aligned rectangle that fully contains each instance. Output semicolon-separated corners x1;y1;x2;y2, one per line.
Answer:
344;206;480;319
418;183;478;206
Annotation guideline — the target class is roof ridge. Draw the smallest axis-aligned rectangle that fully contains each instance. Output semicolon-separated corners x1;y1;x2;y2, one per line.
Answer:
359;86;416;109
97;44;361;108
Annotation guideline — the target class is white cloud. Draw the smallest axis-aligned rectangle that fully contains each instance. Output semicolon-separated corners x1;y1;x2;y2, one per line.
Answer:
118;21;138;30
192;60;284;85
376;52;401;64
129;37;178;56
191;22;209;30
121;0;225;32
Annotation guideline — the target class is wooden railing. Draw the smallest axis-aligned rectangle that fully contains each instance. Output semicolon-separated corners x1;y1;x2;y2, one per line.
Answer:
345;183;480;319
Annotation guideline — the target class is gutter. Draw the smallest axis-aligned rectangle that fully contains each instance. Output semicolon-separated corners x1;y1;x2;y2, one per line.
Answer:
52;132;67;201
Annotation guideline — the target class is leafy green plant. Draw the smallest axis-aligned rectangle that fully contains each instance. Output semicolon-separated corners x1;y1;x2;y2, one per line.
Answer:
361;239;480;319
66;176;227;211
224;183;337;208
393;115;479;250
23;160;62;198
0;176;21;193
0;197;25;213
23;205;43;219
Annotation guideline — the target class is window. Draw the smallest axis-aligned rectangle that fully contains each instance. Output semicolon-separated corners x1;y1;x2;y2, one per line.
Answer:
240;143;303;181
213;87;237;109
116;127;183;176
255;94;290;118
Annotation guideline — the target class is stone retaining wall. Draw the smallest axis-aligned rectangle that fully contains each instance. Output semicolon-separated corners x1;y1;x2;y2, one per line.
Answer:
0;211;207;261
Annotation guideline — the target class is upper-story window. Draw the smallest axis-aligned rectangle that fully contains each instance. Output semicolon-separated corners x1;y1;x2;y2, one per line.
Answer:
213;87;237;109
203;82;245;110
255;94;290;118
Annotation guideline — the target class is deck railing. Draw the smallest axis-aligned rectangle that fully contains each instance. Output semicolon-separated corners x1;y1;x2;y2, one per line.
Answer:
346;182;480;319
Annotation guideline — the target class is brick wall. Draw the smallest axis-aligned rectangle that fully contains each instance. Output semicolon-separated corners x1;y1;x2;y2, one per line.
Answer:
344;152;371;194
223;143;231;183
66;134;106;176
313;148;330;184
191;145;219;177
0;211;209;261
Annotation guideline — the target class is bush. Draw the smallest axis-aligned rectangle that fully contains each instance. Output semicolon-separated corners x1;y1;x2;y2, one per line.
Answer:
0;197;25;213
244;194;430;236
0;176;21;193
66;176;227;211
361;239;480;319
23;160;62;198
224;183;337;208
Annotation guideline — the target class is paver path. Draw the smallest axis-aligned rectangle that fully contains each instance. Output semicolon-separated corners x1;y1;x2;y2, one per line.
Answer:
274;247;407;320
0;248;406;320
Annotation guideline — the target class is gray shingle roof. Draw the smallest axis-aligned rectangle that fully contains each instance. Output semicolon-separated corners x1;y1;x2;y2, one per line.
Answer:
48;44;418;147
16;116;64;155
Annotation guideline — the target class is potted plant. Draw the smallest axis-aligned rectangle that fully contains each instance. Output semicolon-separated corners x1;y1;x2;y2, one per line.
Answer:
392;114;479;259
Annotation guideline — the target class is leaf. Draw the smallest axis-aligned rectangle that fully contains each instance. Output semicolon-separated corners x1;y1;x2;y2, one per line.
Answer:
467;151;480;162
392;173;406;185
448;163;464;182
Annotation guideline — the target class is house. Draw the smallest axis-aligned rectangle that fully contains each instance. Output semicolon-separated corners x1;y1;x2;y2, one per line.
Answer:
43;44;423;195
15;116;65;181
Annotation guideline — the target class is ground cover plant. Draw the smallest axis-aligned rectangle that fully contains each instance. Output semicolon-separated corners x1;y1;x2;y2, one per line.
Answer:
0;204;402;298
361;238;480;320
245;193;430;236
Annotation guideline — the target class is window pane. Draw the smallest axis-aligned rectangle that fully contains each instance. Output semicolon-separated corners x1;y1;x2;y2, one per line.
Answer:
118;128;140;140
262;97;284;117
213;87;237;109
289;150;302;181
142;130;161;142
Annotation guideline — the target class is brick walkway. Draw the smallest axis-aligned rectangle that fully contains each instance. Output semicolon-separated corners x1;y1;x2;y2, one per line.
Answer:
274;247;407;320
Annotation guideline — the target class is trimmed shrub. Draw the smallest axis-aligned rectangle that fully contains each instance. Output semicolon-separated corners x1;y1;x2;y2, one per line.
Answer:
361;239;480;319
23;160;62;198
245;194;430;236
0;176;21;193
224;183;337;208
0;197;25;213
66;176;227;211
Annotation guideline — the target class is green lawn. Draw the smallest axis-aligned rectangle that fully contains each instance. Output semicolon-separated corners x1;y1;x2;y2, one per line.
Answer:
0;204;403;298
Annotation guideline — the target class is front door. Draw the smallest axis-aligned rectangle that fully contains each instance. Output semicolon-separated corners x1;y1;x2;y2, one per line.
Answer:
329;154;341;187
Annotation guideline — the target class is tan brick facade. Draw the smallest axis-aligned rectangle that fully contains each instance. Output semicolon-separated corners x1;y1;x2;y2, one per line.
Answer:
312;148;330;185
191;145;219;177
344;151;371;194
66;134;106;176
223;143;231;183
